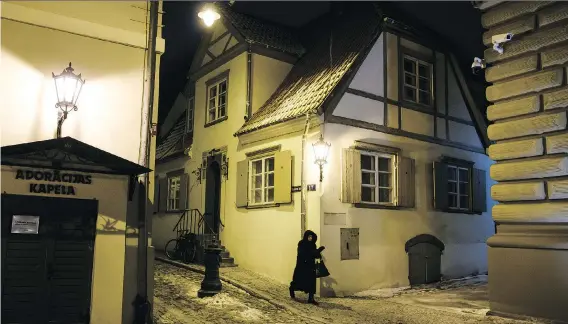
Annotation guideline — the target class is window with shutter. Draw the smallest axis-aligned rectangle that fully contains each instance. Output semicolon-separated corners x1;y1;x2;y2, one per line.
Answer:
341;145;415;208
433;160;487;214
158;178;168;213
167;176;181;211
153;177;159;213
235;149;292;208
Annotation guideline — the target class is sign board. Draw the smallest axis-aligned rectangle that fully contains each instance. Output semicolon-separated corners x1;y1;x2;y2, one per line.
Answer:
11;215;40;234
307;184;317;191
291;186;302;193
14;169;93;196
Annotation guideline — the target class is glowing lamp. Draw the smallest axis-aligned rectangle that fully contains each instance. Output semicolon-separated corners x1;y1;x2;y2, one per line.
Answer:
52;62;85;138
312;134;331;182
198;7;221;27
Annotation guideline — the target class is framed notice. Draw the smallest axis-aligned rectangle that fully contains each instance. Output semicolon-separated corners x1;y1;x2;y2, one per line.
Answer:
11;215;40;234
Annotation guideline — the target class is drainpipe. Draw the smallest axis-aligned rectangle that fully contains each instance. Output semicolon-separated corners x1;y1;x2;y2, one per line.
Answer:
300;112;311;237
245;47;252;120
135;0;158;322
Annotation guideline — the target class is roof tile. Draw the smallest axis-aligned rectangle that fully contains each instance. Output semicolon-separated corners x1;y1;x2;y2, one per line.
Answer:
235;7;381;135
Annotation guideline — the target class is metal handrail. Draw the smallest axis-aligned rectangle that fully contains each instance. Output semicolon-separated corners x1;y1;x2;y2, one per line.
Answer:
171;209;219;252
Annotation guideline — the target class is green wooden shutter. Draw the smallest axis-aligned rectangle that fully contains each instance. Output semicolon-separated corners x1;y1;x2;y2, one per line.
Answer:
236;159;249;208
341;148;362;203
397;156;416;208
158;178;168;212
433;162;449;211
153;177;159;213
179;173;189;210
274;150;292;204
472;168;487;214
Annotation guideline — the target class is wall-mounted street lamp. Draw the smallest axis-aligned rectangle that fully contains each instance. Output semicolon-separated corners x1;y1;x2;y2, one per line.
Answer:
52;62;85;138
312;134;331;182
198;5;221;27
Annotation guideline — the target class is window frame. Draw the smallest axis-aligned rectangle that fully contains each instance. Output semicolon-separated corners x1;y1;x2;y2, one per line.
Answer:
248;155;276;206
360;151;397;206
447;164;471;211
166;175;181;211
186;96;194;133
204;70;230;127
401;54;434;108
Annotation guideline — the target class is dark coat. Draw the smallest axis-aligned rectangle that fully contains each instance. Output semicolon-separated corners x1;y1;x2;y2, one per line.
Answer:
290;230;323;294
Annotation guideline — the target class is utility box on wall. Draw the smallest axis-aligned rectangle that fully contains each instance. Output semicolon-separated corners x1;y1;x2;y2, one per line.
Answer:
340;228;359;260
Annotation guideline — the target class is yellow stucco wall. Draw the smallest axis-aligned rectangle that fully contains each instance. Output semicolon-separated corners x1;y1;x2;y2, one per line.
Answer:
1;166;130;324
1;2;162;322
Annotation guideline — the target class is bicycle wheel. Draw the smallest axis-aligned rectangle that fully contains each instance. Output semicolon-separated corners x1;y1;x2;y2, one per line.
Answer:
182;242;197;264
165;239;179;260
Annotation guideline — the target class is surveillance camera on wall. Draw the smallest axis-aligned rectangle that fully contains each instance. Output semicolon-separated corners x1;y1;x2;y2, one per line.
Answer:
492;33;513;54
471;57;486;75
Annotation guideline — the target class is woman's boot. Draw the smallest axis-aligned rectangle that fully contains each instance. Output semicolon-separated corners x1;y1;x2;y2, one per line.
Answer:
289;283;295;299
308;293;318;305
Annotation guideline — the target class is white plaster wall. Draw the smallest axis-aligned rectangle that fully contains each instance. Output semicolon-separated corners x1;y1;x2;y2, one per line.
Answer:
349;33;384;96
251;54;293;115
449;121;483;149
0;19;146;163
447;61;473;122
152;157;189;251
318;123;495;296
333;93;385;125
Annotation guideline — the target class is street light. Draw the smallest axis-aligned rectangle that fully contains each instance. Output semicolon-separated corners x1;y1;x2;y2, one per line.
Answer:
312;134;331;182
198;6;221;27
52;62;85;138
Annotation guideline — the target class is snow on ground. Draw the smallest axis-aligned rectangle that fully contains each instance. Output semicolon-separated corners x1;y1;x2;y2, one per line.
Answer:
155;260;549;324
153;261;312;324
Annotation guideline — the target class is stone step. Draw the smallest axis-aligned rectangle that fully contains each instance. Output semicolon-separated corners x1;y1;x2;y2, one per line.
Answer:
220;251;230;258
221;257;234;264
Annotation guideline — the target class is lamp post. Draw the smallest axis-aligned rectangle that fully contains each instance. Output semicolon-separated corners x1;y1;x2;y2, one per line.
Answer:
196;4;224;299
52;62;85;138
312;134;331;182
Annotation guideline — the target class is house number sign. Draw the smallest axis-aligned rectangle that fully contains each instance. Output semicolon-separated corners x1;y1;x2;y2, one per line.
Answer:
15;169;92;196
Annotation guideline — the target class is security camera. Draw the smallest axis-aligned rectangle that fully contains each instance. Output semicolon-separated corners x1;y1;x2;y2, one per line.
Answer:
492;33;513;54
471;57;486;75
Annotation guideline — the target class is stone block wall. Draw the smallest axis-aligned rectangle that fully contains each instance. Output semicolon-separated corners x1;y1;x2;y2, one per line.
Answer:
481;1;568;322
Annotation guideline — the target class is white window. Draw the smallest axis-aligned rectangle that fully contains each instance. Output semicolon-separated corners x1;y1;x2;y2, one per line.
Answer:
167;176;181;211
447;165;470;210
207;78;227;123
249;156;275;205
402;55;433;106
186;97;194;133
360;152;396;204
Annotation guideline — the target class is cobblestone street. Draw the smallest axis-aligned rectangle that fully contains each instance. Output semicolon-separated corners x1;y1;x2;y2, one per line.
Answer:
153;261;312;324
153;259;548;324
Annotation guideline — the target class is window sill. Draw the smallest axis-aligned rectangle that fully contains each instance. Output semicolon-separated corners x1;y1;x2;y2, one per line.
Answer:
353;203;406;210
401;100;435;114
442;208;482;215
245;203;280;210
204;116;228;128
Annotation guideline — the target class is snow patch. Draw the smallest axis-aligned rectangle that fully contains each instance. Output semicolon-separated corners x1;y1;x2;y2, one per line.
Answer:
353;286;411;298
239;308;266;321
195;292;245;308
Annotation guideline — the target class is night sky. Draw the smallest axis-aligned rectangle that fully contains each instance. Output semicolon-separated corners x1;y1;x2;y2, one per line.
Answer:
158;1;485;126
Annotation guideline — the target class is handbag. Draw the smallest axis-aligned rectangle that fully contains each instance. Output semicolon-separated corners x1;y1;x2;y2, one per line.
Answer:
315;257;330;278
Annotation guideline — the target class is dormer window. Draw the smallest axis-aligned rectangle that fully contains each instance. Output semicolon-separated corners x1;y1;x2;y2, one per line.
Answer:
402;55;433;107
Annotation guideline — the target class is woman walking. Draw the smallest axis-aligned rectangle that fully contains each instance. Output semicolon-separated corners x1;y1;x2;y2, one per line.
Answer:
289;230;325;305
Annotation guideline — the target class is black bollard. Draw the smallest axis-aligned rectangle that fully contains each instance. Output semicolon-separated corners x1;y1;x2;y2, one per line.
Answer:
198;244;223;298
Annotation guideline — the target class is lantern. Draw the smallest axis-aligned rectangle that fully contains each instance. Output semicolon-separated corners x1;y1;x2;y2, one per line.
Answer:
312;134;331;182
198;6;221;27
52;63;85;138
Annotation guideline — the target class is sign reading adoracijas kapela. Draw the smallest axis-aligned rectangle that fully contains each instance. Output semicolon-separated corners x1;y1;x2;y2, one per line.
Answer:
15;169;92;195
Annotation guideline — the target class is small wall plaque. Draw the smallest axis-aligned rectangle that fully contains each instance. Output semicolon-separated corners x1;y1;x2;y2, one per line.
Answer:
291;186;302;193
307;184;316;191
11;215;40;234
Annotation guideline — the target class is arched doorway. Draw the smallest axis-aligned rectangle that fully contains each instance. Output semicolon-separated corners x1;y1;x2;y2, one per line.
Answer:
204;158;221;235
405;234;445;286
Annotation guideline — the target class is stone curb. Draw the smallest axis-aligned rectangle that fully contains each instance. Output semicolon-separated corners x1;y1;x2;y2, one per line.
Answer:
155;257;329;324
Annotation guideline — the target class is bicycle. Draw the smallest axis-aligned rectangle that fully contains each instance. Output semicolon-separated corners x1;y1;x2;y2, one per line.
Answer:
164;230;198;264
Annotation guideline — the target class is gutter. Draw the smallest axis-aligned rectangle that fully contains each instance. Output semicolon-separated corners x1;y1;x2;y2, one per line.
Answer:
245;47;253;120
135;0;158;322
300;112;312;237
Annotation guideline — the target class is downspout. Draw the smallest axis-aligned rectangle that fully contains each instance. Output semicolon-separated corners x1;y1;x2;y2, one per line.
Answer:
245;47;253;120
300;112;312;237
135;0;158;322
